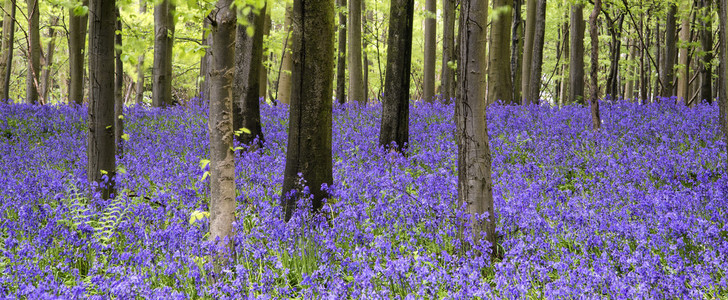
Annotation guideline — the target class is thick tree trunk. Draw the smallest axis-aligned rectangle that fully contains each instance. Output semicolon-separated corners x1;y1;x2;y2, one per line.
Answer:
87;0;116;199
677;8;690;104
233;4;266;148
153;0;175;107
569;4;585;105
700;0;713;103
277;5;294;104
335;0;346;103
520;0;536;104
423;0;436;102
136;0;146;105
349;0;365;104
26;0;40;104
0;0;15;103
69;0;88;105
661;3;677;98
41;17;59;102
589;0;602;130
511;0;523;103
208;0;237;248
260;11;271;102
281;0;335;220
457;0;496;259
379;0;414;150
115;9;124;156
441;0;457;102
527;0;545;104
487;0;513;104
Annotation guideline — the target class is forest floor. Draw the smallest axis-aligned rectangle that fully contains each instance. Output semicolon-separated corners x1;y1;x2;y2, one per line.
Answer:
0;101;726;298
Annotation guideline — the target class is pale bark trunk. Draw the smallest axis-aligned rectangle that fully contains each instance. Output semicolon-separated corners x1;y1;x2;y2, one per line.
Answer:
152;0;175;107
136;0;146;105
277;5;293;105
441;0;457;102
0;0;15;103
569;3;585;105
69;0;88;105
41;17;59;102
115;9;124;156
26;0;41;104
520;0;536;104
423;0;436;102
487;0;513;104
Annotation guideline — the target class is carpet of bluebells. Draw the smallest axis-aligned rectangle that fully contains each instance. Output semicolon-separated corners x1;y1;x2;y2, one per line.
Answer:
0;100;727;299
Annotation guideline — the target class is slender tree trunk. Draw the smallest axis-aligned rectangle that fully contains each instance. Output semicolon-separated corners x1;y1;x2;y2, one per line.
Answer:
700;0;713;103
0;0;15;103
589;0;602;130
423;0;436;102
87;0;116;199
719;0;727;152
208;0;236;249
136;0;147;105
335;0;347;103
379;0;414;150
639;14;647;103
26;0;41;104
569;3;585;105
233;3;266;148
653;18;661;101
625;37;636;100
349;0;366;104
605;15;624;99
510;0;523;103
677;8;691;104
520;0;536;104
362;0;369;101
457;0;496;259
441;0;457;102
115;9;124;156
559;5;569;106
69;0;88;105
487;0;513;104
153;0;175;107
527;0;545;104
200;17;212;103
41;17;59;102
281;0;335;220
260;10;271;102
661;3;678;97
277;5;294;104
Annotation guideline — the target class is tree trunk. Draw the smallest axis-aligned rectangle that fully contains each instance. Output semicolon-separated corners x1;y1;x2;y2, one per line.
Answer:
41;17;59;102
233;3;266;148
26;0;40;104
115;9;124;156
379;0;414;150
277;5;294;105
457;0;496;259
259;11;271;102
153;0;175;107
423;0;436;102
569;3;585;105
719;0;727;154
624;37;636;100
605;15;624;99
208;0;237;248
200;17;212;103
87;0;116;200
527;0;545;104
511;0;523;103
349;0;366;104
281;0;335;221
69;0;88;105
136;0;146;105
0;0;15;103
335;0;346;103
661;3;677;98
559;5;569;106
677;8;690;104
589;0;602;130
487;0;513;104
639;14;647;103
520;0;536;104
700;0;713;103
441;0;457;102
363;0;370;101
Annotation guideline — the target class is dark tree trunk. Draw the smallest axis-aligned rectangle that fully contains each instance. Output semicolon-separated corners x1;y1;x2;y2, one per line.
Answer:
69;0;88;105
153;0;175;107
511;0;523;103
115;9;124;156
661;3;677;98
26;0;40;104
136;0;146;105
208;0;236;247
700;0;713;103
87;0;116;199
441;0;457;102
41;17;58;102
233;3;266;148
589;0;602;130
260;11;271;101
423;0;436;102
527;0;546;104
335;0;347;103
281;0;335;220
0;0;15;103
379;0;414;150
488;0;514;104
569;3;585;105
639;14;647;103
605;14;624;99
720;0;727;168
457;0;496;259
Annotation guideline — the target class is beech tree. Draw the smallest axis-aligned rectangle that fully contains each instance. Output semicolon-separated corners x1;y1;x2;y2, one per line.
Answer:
153;0;175;107
26;0;40;104
379;0;414;150
276;5;293;105
69;0;88;105
440;0;456;102
589;0;601;129
349;0;366;104
699;0;712;103
335;0;346;103
660;3;677;98
136;1;147;106
115;9;124;156
40;17;58;102
569;3;585;105
423;0;436;102
520;0;536;104
487;0;514;104
87;0;116;199
281;0;335;220
0;0;15;103
526;0;546;104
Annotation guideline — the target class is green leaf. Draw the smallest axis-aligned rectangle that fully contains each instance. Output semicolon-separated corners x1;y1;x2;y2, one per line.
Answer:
121;134;129;141
199;159;210;170
73;5;88;17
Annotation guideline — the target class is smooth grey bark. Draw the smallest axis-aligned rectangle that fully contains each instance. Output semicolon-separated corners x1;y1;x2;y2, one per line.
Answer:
559;5;569;106
208;0;237;248
487;0;514;104
87;0;116;199
0;0;15;103
233;3;266;148
153;0;175;107
677;7;690;105
363;0;369;101
520;0;536;104
136;0;146;105
115;9;124;156
379;0;414;150
661;3;677;98
589;0;602;130
423;0;436;102
260;11;271;101
69;0;88;105
277;5;293;104
26;0;40;104
349;0;365;104
569;3;585;105
526;0;545;104
457;0;497;259
335;0;346;103
441;0;456;102
41;17;58;102
281;0;335;221
700;0;713;103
